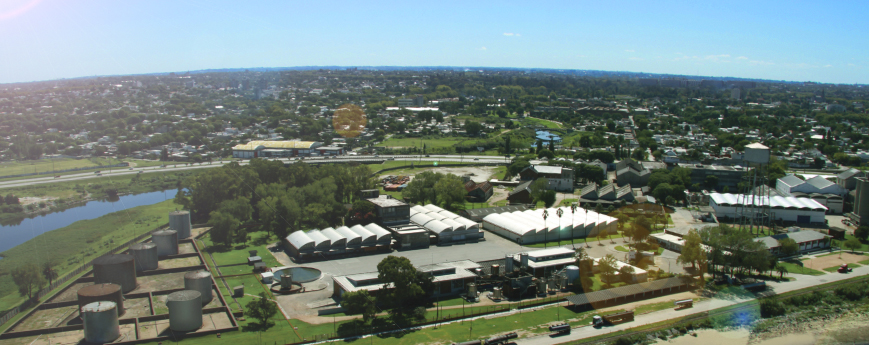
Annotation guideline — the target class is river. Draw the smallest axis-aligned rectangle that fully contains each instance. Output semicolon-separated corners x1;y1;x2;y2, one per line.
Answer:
0;189;176;254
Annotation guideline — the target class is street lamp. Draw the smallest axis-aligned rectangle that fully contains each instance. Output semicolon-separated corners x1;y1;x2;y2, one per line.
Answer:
570;204;577;249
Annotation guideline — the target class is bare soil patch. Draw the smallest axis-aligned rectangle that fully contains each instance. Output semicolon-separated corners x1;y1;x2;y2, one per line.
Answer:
802;252;865;270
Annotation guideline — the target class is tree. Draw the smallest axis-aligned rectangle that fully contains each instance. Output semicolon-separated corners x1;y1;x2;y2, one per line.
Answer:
5;193;18;205
376;256;432;313
652;183;673;204
341;290;377;322
631;147;647;161
464;121;483;136
598;254;618;285
855;226;869;242
778;238;800;257
42;260;58;287
245;292;278;328
618;264;635;283
541;190;557;208
208;210;239;247
597;228;608;245
677;229;705;269
529;178;548;204
11;263;45;300
347;199;376;226
496;109;508;118
433;174;468;211
775;263;787;279
844;237;862;253
704;175;719;191
632;216;650;242
537;149;555;159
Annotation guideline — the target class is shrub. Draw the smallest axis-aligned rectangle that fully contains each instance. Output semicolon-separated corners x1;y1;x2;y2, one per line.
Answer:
759;298;786;318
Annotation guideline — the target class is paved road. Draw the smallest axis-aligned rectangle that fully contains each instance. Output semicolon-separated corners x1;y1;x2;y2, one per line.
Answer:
0;155;511;189
517;263;869;344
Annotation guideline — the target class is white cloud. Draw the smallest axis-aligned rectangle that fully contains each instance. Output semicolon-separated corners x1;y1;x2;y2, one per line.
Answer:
748;60;774;66
478;46;487;50
625;49;635;53
824;64;832;68
736;56;749;60
628;57;644;61
503;33;514;36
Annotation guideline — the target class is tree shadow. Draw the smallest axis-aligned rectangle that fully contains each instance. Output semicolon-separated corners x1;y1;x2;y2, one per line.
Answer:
241;320;274;332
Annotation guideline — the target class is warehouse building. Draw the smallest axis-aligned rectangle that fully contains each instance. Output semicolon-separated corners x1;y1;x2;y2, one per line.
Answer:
365;196;411;227
755;230;830;255
709;193;828;224
231;140;322;158
332;259;480;298
776;174;846;197
284;223;392;261
461;205;530;222
482;206;617;245
505;248;647;282
409;204;483;244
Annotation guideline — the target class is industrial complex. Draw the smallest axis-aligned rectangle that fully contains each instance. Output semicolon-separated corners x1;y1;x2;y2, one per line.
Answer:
482;206;617;244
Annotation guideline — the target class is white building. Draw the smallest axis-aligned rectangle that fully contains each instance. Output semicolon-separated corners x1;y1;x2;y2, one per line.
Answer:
482;207;617;244
776;174;845;197
709;193;828;224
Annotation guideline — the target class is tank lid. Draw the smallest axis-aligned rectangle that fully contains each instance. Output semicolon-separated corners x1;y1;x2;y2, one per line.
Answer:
93;254;133;265
81;301;117;313
184;271;211;279
169;210;190;216
152;229;178;236
130;243;156;250
78;283;121;297
168;290;201;301
566;265;579;270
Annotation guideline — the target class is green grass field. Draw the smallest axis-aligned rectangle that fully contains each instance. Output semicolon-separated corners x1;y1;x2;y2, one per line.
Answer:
0;157;127;177
0;169;195;199
0;199;180;312
822;262;862;272
779;261;826;276
198;233;283;276
521;117;563;129
380;136;466;149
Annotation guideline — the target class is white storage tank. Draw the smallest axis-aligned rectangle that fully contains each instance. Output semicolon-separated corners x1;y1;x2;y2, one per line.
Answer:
167;290;203;332
565;265;580;284
93;254;137;293
744;142;770;165
129;243;158;271
504;254;514;273
169;210;192;239
152;229;179;256
184;271;213;305
82;301;120;344
520;253;529;268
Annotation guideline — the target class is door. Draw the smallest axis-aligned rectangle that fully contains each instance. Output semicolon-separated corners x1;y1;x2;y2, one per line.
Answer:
797;215;810;224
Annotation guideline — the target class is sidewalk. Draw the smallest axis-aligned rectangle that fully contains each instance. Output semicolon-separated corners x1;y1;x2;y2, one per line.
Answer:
517;263;869;344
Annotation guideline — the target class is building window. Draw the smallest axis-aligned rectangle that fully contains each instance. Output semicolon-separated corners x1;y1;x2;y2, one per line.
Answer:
451;280;463;290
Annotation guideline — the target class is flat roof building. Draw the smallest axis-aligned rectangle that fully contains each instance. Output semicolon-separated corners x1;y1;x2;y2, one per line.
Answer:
709;193;828;224
365;196;411;227
232;140;322;158
332;259;480;298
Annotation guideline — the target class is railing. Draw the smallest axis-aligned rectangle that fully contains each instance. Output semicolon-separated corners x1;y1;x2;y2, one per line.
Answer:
0;222;169;328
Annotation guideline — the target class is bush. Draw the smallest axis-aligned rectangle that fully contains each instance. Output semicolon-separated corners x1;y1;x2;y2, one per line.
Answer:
834;285;865;301
759;298;786;318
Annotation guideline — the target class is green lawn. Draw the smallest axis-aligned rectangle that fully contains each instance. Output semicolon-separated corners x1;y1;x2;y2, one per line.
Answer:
615;245;629;252
521;117;563;129
822;262;862;272
634;298;700;315
778;261;826;276
0;199;180;312
198;233;283;274
0;157;128;177
0;169;195;199
380;136;466;149
838;234;869;252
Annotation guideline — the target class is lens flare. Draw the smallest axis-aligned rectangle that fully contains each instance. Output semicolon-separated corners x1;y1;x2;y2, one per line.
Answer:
0;0;43;21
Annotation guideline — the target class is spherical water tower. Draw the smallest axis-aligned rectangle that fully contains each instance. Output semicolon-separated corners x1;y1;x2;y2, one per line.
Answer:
151;229;178;256
81;301;120;344
129;243;158;271
93;254;137;293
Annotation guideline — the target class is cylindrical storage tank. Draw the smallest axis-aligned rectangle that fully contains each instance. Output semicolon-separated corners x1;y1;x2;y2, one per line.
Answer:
536;278;547;292
93;254;137;293
493;287;502;299
520;253;529;268
152;229;179;256
467;283;477;296
184;271;213;305
491;264;500;277
167;290;202;332
504;254;514;274
129;243;158;271
77;284;124;316
565;265;580;284
82;301;120;344
280;274;294;289
169;210;192;239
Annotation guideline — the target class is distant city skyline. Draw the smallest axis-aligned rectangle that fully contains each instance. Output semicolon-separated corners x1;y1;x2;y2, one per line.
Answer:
1;0;867;85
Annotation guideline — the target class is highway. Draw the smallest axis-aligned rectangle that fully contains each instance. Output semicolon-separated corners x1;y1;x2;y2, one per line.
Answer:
0;155;512;189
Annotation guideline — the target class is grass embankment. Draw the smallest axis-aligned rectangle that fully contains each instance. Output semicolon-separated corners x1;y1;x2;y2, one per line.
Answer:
0;199;180;313
0;170;195;199
823;262;862;272
0;157;126;177
380;137;466;149
521;117;563;129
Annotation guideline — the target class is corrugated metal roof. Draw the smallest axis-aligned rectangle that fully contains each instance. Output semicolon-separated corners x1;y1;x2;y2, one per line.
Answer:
286;231;314;251
232;140;317;151
533;165;563;175
709;193;827;211
564;277;693;306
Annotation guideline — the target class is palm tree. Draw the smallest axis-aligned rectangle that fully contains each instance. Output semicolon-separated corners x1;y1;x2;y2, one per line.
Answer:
775;263;787;280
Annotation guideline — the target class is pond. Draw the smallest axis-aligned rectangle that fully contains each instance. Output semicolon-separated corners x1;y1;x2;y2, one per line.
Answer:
0;189;177;254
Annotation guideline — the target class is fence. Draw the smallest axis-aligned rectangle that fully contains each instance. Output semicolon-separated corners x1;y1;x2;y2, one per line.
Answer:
0;222;169;328
0;162;130;180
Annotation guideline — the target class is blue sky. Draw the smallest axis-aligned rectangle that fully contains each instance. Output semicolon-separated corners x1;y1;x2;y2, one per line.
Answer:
1;0;867;84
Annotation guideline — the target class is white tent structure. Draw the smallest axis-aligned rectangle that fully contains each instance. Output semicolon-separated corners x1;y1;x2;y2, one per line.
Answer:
409;204;484;243
364;223;392;245
482;207;617;244
284;222;394;260
305;230;331;252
